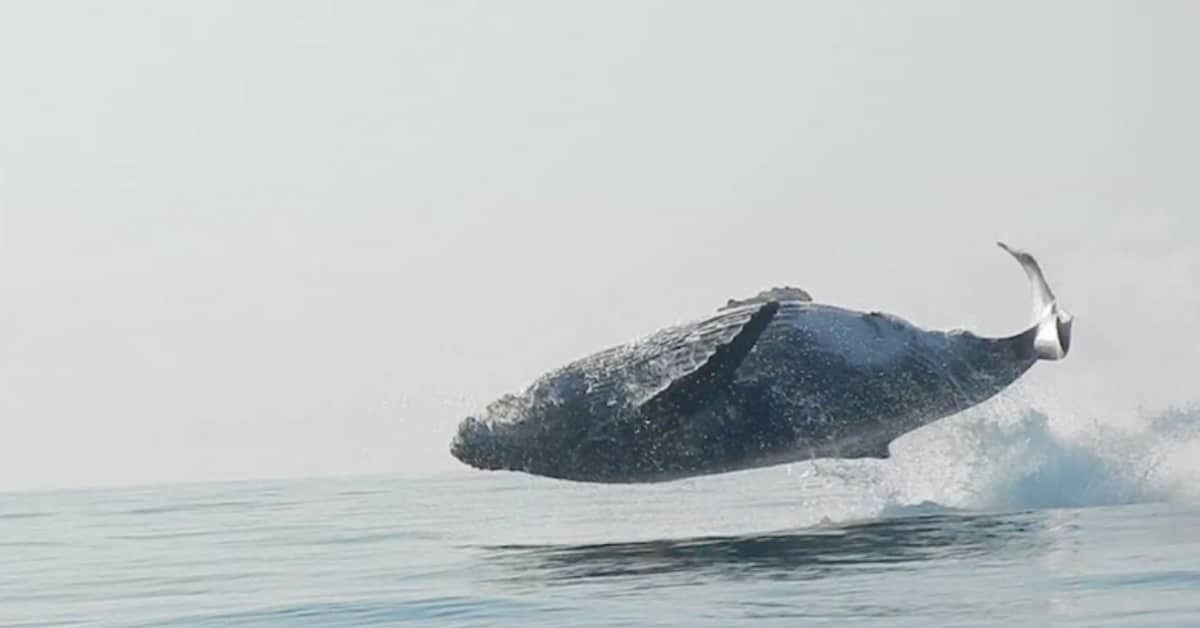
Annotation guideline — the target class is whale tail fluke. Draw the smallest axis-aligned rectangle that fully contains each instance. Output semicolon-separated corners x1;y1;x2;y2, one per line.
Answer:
998;242;1073;361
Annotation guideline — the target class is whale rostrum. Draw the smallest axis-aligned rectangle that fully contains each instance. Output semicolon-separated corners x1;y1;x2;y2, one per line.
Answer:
450;243;1073;483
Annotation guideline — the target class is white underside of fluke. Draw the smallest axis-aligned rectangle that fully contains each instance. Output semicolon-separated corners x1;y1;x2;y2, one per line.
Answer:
998;242;1073;361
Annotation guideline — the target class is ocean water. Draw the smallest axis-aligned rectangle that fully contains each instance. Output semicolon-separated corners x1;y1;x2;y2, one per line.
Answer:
4;406;1200;627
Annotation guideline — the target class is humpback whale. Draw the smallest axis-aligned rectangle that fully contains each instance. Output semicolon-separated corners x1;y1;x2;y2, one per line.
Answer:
450;243;1073;483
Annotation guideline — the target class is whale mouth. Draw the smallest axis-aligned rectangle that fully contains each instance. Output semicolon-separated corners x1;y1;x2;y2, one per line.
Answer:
450;416;506;470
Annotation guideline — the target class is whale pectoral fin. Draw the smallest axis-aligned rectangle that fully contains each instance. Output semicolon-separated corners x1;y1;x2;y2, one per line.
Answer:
639;301;781;416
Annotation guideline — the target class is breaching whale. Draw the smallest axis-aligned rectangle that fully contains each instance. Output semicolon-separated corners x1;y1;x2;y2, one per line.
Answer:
450;243;1072;483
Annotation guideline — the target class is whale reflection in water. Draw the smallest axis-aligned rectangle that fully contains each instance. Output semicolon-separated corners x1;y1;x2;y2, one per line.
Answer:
482;511;1045;583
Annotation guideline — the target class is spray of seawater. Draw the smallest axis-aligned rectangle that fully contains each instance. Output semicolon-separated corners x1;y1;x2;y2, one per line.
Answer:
791;399;1200;525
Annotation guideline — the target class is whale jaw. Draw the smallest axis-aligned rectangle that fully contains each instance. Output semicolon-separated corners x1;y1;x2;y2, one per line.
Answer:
450;416;509;471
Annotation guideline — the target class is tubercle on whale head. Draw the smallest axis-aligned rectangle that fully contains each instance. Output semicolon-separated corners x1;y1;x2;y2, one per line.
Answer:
450;415;506;470
450;392;533;471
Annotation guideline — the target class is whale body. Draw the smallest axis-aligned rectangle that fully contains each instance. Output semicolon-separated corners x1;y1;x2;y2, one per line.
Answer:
450;243;1073;483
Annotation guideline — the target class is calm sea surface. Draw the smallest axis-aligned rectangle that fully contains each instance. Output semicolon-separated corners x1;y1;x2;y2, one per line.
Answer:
5;409;1200;626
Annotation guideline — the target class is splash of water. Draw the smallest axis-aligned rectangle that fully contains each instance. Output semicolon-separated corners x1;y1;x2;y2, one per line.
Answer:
793;400;1200;522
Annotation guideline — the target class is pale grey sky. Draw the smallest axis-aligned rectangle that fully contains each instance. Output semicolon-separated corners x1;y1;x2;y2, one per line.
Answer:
1;1;1197;491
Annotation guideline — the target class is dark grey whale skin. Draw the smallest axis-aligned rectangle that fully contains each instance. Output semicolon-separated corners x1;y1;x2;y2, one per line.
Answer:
450;296;1041;484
